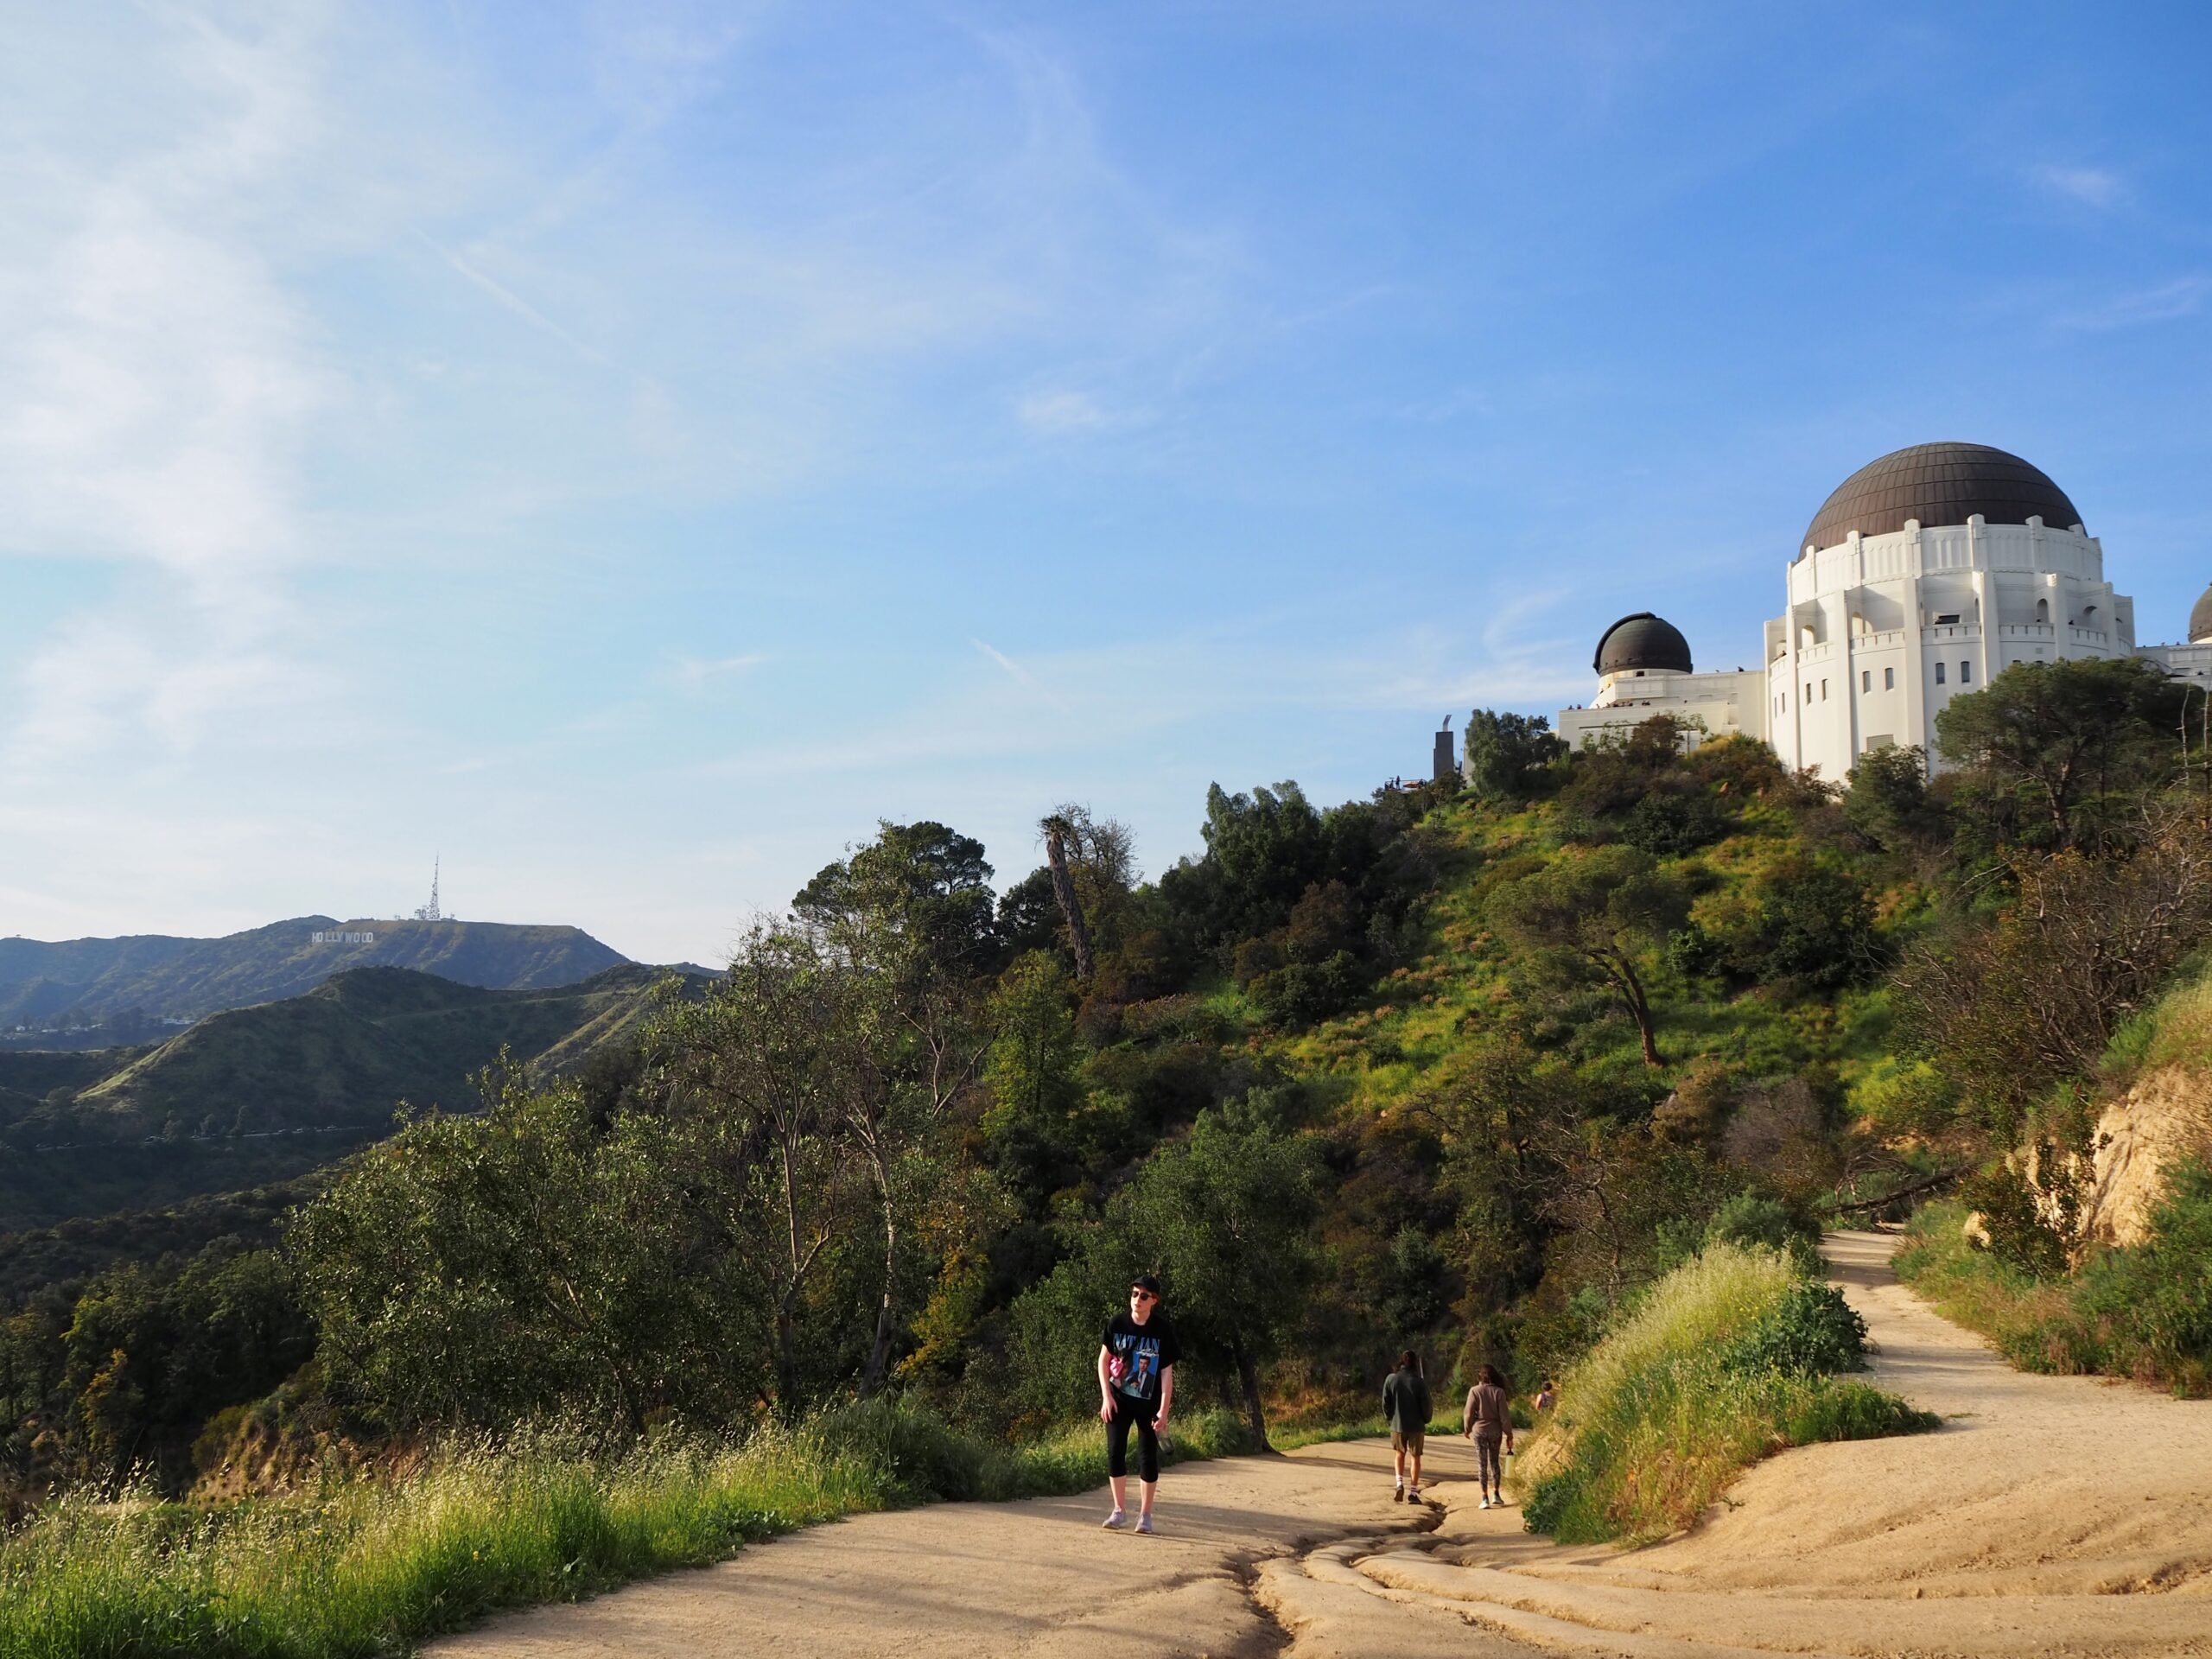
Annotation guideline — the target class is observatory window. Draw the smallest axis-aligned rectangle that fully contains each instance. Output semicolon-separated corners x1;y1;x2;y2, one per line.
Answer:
2036;598;2050;624
1885;667;1895;690
1934;613;1961;626
1821;679;1828;701
1961;661;1973;684
1935;663;1946;685
1861;670;1871;693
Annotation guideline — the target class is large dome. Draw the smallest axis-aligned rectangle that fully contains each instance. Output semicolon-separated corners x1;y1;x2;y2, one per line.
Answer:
1802;442;2083;552
1594;612;1693;676
2190;582;2212;646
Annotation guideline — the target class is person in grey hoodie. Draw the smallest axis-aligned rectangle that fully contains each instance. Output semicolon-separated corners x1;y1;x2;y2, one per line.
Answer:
1382;1350;1432;1503
1462;1363;1516;1510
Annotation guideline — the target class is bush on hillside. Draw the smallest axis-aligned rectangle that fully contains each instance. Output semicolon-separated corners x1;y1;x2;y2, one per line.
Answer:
1719;1281;1866;1376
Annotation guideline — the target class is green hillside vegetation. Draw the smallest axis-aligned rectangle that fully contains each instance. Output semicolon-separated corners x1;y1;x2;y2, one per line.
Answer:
0;917;630;1030
0;964;696;1230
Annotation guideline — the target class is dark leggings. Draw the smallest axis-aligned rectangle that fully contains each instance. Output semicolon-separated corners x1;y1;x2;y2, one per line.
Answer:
1475;1433;1504;1490
1106;1396;1160;1483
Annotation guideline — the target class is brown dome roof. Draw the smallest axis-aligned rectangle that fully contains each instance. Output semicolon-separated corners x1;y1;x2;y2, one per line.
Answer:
2190;583;2212;645
1595;613;1693;676
1802;443;2082;552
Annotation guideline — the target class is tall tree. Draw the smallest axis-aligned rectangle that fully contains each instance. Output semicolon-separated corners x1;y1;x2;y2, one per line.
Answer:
795;822;1001;1393
1463;709;1567;802
1486;847;1688;1065
1936;657;2185;850
1039;815;1096;979
1010;1106;1319;1447
644;925;877;1414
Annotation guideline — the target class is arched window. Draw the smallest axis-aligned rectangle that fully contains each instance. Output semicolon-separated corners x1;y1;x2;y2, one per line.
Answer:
2035;597;2049;624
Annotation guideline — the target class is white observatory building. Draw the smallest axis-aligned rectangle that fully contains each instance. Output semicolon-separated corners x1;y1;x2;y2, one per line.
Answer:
1557;442;2212;779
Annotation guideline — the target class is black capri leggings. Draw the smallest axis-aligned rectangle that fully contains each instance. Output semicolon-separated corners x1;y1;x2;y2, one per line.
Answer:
1106;1395;1161;1483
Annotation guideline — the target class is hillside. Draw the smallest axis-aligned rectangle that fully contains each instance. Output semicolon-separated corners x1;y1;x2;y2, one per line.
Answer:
0;963;685;1229
0;917;632;1033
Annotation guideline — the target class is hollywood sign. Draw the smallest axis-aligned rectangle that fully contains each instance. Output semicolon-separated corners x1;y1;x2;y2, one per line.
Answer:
312;931;377;945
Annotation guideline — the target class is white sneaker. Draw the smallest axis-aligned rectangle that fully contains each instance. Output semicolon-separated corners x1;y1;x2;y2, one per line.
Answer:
1135;1513;1154;1535
1102;1510;1127;1529
1479;1495;1491;1510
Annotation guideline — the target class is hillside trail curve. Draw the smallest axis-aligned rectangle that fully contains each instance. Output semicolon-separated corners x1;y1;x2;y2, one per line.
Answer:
433;1230;2212;1659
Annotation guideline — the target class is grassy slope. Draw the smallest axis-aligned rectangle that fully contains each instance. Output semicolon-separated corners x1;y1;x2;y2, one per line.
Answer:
0;1402;1258;1659
1509;1243;1936;1543
1236;791;1895;1127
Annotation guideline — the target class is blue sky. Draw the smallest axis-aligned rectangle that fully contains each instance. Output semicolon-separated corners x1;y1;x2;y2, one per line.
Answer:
3;2;2209;964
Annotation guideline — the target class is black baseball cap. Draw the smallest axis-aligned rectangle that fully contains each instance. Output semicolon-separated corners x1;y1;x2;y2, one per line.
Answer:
1128;1273;1163;1296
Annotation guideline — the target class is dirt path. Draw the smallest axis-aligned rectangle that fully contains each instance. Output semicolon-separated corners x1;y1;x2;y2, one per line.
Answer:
435;1232;2212;1658
1264;1230;2212;1657
427;1435;1449;1658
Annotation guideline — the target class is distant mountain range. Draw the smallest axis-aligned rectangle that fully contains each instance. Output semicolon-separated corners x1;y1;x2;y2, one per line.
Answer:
0;962;696;1230
0;917;632;1035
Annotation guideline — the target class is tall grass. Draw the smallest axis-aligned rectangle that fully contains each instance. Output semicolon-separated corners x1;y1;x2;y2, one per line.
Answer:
1512;1243;1936;1545
0;1401;1253;1659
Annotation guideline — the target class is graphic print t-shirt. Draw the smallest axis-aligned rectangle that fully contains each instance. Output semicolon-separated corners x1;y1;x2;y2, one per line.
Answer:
1102;1312;1181;1404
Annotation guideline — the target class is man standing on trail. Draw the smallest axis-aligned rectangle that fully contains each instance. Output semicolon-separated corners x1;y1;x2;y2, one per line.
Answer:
1099;1274;1180;1535
1463;1363;1515;1510
1383;1351;1432;1503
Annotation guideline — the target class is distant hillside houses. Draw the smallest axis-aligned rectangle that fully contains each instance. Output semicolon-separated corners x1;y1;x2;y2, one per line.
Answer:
1546;442;2212;779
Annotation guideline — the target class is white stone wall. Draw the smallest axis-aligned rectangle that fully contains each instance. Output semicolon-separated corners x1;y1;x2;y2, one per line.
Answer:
1557;666;1768;753
1764;515;2127;779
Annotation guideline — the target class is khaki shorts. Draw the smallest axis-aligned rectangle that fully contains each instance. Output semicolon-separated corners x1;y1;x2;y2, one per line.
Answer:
1390;1427;1426;1455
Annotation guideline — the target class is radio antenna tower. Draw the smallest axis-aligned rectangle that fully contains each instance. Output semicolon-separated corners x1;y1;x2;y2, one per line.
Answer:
413;856;442;922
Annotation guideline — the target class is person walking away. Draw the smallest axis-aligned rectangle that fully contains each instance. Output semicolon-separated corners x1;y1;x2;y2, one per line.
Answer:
1534;1377;1557;1414
1463;1363;1515;1510
1382;1351;1432;1503
1099;1274;1180;1534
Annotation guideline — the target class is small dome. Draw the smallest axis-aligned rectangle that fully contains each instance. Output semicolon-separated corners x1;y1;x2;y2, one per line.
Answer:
1595;613;1693;677
2190;582;2212;645
1802;442;2082;552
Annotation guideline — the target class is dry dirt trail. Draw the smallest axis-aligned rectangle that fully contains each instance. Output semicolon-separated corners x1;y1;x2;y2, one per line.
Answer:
434;1231;2212;1659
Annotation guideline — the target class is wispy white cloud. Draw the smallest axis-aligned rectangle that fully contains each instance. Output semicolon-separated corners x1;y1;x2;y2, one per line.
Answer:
2031;163;2125;209
2057;274;2211;332
971;638;1071;711
665;651;769;690
415;230;613;367
1015;387;1153;434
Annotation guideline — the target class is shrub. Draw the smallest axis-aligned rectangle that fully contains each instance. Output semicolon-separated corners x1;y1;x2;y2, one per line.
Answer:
1957;1163;2071;1278
2062;1161;2212;1394
1784;1380;1939;1443
1719;1281;1866;1376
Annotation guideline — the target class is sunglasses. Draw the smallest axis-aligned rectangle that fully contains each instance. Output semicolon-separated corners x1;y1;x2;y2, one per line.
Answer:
1128;1288;1158;1303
